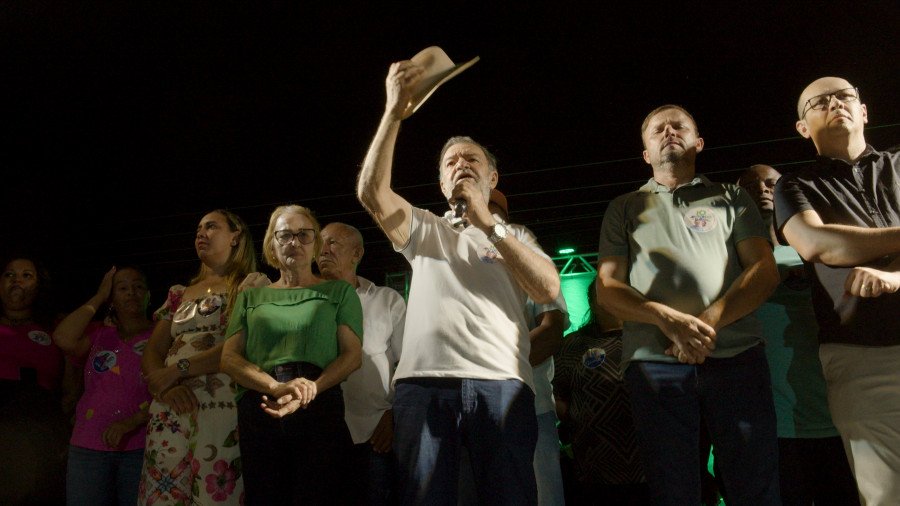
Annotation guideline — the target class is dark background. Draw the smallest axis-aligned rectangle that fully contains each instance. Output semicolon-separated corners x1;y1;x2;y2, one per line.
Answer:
1;2;898;310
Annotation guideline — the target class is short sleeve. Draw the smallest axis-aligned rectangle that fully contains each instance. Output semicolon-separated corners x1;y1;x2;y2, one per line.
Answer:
730;185;768;245
224;289;250;339
774;174;813;231
598;195;630;259
336;283;364;343
153;285;185;322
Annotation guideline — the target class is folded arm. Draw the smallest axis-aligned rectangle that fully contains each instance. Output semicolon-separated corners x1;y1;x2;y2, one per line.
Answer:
782;210;900;266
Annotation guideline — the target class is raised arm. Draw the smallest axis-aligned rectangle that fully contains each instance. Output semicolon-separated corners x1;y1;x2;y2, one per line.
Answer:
357;61;424;249
782;210;900;266
53;266;116;358
596;256;715;364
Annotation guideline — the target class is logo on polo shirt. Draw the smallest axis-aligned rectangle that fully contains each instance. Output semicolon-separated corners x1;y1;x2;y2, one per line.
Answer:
684;207;718;233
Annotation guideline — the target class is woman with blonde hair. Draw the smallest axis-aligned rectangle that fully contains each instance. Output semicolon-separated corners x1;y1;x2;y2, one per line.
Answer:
222;204;362;505
138;209;258;505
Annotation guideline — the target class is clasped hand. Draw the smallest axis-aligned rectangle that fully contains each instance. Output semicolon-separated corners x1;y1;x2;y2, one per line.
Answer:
260;378;318;418
659;309;717;364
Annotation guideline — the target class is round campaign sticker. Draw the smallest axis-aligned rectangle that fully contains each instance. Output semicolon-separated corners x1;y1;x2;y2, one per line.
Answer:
480;246;500;264
132;339;148;355
198;294;224;316
92;350;117;373
683;207;718;233
27;330;52;346
582;347;607;369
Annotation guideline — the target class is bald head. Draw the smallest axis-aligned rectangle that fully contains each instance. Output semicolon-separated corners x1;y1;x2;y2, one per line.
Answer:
739;164;782;214
318;222;364;282
797;76;855;119
796;76;868;160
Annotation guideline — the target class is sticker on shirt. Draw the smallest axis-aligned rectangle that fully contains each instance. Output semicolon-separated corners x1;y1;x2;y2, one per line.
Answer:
582;347;606;369
132;339;148;355
683;207;718;233
92;350;119;374
27;330;52;346
198;294;224;316
480;246;501;264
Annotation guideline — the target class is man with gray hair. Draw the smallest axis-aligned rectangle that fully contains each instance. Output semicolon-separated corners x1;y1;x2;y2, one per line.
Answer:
357;59;560;505
775;76;900;504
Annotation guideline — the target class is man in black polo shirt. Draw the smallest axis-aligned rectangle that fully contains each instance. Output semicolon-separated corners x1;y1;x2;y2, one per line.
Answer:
775;76;900;505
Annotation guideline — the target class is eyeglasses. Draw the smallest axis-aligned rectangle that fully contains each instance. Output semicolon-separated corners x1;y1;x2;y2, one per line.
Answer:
274;229;315;245
801;87;860;118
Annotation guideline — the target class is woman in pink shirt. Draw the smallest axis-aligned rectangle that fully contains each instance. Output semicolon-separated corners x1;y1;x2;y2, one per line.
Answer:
0;254;70;504
54;265;154;506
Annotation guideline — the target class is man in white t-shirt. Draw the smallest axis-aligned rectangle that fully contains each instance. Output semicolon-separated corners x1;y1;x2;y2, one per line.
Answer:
357;60;561;505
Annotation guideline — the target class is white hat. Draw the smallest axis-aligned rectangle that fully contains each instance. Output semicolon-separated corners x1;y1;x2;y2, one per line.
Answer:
404;46;480;118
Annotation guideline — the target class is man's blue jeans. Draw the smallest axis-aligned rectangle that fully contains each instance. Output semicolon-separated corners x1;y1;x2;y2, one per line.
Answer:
624;346;780;506
393;378;538;506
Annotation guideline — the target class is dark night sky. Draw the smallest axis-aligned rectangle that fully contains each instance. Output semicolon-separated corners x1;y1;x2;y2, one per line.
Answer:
1;2;899;308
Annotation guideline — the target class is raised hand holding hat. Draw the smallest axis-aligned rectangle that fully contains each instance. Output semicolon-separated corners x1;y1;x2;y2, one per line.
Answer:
402;46;480;119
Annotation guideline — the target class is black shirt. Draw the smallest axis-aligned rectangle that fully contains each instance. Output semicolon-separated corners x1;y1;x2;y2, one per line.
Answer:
774;145;900;346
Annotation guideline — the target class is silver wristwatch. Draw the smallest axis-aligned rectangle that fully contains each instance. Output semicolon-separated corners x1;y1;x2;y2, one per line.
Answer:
488;223;509;244
177;358;191;377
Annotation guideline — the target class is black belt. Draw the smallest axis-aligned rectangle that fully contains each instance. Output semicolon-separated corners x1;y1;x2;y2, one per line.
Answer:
270;361;322;382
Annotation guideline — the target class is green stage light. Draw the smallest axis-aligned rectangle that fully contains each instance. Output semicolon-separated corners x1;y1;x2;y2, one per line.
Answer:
558;247;575;255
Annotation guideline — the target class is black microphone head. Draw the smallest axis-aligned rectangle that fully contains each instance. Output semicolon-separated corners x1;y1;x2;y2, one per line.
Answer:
454;199;467;219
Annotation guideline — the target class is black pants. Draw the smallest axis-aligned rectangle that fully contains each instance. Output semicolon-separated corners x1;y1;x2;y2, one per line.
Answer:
238;372;353;505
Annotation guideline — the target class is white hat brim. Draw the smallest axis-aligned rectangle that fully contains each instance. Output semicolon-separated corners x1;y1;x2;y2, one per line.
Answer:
404;46;480;118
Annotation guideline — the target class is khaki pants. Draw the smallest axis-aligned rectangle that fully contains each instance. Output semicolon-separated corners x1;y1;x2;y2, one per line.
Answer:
820;343;900;506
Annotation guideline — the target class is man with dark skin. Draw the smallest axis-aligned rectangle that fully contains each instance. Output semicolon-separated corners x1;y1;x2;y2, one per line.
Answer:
740;164;859;506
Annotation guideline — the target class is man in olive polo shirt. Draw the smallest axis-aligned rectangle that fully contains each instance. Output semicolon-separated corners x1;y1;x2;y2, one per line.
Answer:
596;105;780;504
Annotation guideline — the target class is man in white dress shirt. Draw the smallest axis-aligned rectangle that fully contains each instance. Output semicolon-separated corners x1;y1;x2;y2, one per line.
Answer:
318;222;406;505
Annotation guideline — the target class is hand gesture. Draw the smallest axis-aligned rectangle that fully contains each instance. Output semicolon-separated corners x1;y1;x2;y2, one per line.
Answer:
144;365;180;399
261;378;318;418
450;178;493;231
102;419;132;449
237;272;271;293
657;308;716;364
95;266;117;301
159;385;199;415
844;266;900;298
370;409;394;453
259;395;303;418
385;61;425;120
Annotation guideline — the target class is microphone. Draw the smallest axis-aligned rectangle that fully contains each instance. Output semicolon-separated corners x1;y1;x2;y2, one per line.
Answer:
454;199;467;219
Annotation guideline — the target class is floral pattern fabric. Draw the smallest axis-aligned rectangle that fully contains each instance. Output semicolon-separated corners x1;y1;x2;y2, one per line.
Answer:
138;285;243;505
